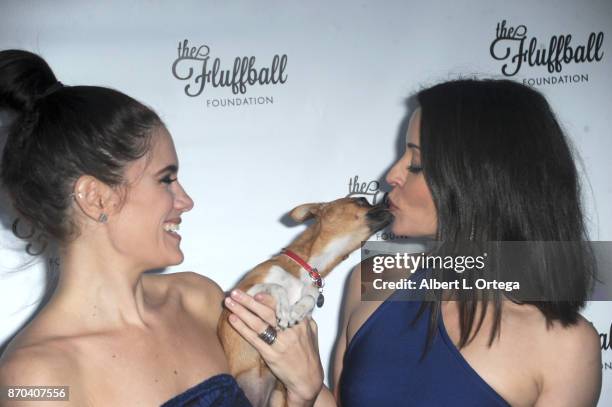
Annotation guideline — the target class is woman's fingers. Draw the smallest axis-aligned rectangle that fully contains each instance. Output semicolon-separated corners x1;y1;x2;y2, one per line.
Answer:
254;292;277;309
229;289;277;326
226;311;274;358
224;296;271;333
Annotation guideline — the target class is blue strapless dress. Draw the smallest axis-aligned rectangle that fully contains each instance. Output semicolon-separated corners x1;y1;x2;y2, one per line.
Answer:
160;373;252;407
339;270;511;407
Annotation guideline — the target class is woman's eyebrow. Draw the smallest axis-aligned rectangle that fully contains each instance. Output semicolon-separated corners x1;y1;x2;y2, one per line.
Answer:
407;142;421;150
155;164;178;176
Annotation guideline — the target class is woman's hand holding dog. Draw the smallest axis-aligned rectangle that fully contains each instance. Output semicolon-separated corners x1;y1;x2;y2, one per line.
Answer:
226;289;324;407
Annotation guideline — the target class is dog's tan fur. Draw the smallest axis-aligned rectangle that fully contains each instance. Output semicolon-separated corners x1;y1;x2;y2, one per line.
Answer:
218;197;392;407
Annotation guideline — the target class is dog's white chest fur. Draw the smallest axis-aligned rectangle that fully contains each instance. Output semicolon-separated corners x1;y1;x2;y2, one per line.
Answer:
244;236;354;328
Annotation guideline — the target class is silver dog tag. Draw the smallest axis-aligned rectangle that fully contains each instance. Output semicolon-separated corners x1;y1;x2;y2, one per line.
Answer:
317;293;324;308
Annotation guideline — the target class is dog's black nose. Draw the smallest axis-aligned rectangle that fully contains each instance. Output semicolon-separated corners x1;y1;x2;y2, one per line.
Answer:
366;207;394;232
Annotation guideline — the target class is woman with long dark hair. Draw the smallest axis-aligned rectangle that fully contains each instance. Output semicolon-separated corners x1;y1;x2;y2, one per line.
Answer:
0;50;322;406
229;79;603;406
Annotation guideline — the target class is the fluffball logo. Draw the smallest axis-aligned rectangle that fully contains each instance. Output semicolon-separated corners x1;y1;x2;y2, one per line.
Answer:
171;39;288;108
347;175;383;205
489;20;604;86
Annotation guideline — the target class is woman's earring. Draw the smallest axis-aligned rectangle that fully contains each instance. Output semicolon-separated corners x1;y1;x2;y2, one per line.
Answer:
469;223;475;241
98;213;108;224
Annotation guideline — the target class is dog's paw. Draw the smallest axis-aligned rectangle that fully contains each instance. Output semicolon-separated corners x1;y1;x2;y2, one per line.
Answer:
288;296;315;326
277;316;290;330
276;305;291;330
288;310;305;326
286;317;303;328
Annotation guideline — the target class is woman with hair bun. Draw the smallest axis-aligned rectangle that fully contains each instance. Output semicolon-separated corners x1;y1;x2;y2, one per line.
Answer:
0;50;322;406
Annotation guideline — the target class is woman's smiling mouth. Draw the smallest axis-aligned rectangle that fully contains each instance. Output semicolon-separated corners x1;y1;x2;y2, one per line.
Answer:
163;219;182;239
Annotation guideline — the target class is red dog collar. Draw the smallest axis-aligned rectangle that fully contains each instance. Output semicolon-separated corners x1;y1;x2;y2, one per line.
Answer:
281;248;325;307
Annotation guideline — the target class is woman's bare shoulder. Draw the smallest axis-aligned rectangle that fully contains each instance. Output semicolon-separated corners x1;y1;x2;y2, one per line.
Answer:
540;314;601;361
145;272;225;322
552;314;599;343
508;302;600;346
0;339;86;403
504;302;600;358
533;315;602;406
502;301;601;405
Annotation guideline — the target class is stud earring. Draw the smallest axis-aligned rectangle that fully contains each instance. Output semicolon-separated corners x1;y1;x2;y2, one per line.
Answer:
98;213;108;224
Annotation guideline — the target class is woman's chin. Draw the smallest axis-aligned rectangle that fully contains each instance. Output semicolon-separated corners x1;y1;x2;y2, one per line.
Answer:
169;251;185;265
158;250;185;268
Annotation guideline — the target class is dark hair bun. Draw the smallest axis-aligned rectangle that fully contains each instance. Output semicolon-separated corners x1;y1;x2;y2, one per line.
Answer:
0;49;58;112
0;49;162;249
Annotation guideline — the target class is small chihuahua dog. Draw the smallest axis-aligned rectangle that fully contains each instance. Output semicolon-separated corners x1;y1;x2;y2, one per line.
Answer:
218;197;393;406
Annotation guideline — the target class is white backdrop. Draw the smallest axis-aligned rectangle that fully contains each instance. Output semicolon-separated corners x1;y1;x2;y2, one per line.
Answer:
1;0;611;405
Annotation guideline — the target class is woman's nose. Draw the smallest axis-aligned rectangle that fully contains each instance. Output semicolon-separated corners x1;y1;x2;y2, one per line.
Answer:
385;160;405;187
175;183;195;212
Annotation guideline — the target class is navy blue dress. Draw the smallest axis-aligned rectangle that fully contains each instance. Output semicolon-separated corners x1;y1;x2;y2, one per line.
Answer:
340;271;511;406
161;373;252;407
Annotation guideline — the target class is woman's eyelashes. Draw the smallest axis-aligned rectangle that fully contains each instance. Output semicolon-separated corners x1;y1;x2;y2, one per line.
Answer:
160;174;178;184
407;163;423;173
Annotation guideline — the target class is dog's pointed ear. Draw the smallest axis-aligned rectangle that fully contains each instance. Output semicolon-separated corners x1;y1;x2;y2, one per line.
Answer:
289;203;323;223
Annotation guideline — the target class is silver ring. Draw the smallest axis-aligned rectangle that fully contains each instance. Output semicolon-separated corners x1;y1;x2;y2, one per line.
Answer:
258;325;277;345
